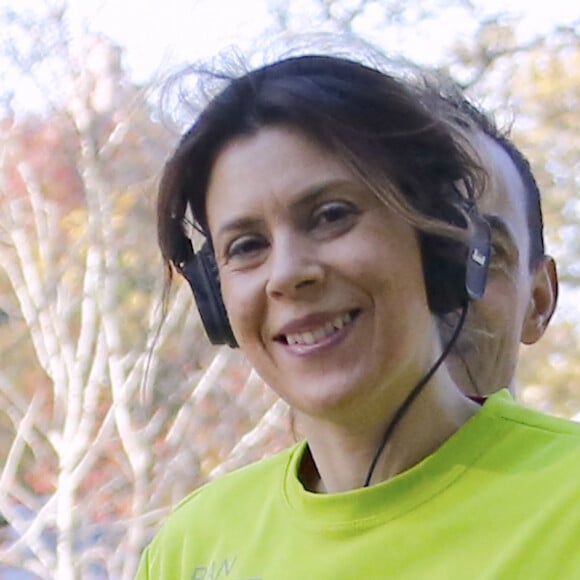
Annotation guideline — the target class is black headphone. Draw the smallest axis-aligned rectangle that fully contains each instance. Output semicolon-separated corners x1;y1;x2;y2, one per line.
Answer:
177;241;238;348
422;206;491;314
176;205;491;348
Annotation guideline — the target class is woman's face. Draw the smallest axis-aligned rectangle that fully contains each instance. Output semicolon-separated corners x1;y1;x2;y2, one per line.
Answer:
206;126;437;425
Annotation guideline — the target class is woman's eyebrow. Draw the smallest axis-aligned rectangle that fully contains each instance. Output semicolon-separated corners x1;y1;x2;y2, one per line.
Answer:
214;179;354;239
288;179;355;211
215;215;261;239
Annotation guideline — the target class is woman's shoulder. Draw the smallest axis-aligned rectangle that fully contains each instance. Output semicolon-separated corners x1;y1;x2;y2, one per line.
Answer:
137;442;304;578
185;443;297;502
156;441;303;536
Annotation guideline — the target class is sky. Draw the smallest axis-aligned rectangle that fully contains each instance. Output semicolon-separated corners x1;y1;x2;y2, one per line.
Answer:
67;0;271;82
59;0;579;83
2;0;578;108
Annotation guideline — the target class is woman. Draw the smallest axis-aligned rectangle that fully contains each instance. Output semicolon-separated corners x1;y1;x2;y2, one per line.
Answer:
137;55;580;579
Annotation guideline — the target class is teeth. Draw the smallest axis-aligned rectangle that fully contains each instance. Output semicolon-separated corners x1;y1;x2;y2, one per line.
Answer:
285;312;353;346
304;331;317;344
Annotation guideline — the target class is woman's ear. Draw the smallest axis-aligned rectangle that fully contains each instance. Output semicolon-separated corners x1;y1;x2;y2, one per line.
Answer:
521;256;559;345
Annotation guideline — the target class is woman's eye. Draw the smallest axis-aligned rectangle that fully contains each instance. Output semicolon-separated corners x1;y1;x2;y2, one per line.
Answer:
226;235;267;260
312;201;356;229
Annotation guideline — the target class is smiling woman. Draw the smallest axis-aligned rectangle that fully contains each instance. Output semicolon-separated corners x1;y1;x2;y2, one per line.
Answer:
137;53;580;579
206;126;434;430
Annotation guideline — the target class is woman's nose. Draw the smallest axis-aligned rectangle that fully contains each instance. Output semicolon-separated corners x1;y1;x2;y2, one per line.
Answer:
265;234;325;300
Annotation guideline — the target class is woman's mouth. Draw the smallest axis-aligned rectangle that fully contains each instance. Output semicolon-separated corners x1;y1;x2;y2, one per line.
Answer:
280;310;359;346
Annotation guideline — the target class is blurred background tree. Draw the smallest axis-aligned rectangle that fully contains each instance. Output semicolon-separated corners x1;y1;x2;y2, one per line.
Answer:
0;0;578;577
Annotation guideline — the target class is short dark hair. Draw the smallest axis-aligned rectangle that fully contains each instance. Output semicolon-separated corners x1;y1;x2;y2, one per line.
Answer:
158;55;486;272
422;80;545;270
489;135;545;269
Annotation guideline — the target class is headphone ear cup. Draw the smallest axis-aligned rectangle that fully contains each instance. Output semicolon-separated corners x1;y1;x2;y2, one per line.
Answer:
422;235;468;314
464;213;491;301
179;242;238;347
422;211;491;314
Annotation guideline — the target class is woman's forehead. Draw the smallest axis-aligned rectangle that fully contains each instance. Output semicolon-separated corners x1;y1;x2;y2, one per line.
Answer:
207;127;350;197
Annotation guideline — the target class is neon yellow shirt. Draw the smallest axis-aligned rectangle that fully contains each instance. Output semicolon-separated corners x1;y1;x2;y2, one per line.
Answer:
137;391;580;579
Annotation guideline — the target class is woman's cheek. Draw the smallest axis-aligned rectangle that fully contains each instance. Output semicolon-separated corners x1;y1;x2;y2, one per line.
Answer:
223;275;263;340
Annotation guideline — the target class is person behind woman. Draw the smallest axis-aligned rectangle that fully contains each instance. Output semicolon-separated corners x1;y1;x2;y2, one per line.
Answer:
426;81;558;397
137;55;580;579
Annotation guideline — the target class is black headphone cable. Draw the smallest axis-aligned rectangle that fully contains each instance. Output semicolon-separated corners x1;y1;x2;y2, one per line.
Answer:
363;301;469;487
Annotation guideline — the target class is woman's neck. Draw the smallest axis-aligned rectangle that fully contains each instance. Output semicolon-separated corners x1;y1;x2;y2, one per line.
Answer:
298;376;480;494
